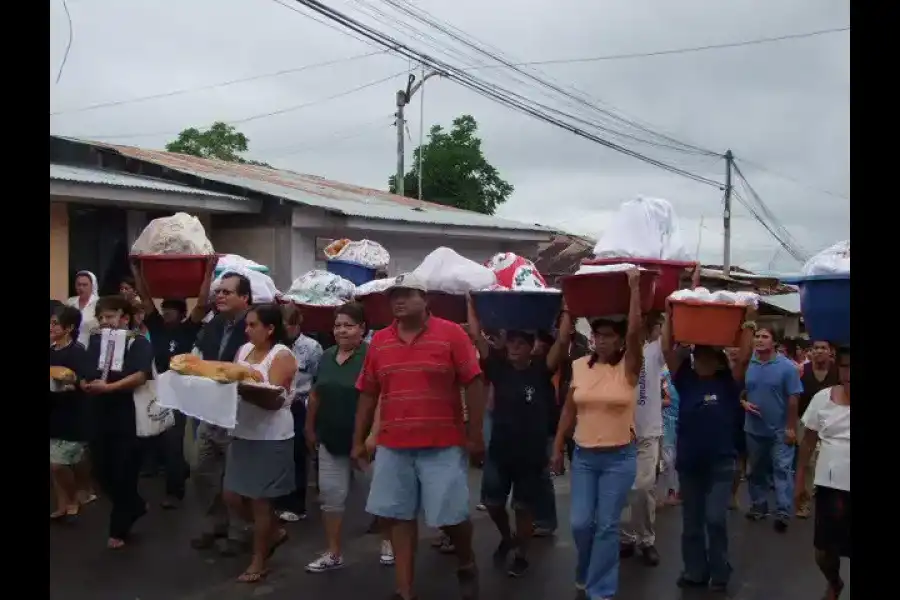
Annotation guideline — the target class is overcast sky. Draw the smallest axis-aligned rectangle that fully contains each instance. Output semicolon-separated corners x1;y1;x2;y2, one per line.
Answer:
50;0;849;273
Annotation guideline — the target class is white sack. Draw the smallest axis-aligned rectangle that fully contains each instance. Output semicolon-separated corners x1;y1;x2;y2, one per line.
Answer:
211;267;280;305
131;212;214;255
412;247;497;294
593;196;690;261
326;239;391;269
157;371;240;429
801;240;850;276
669;287;759;308
284;270;355;306
355;277;397;297
575;263;638;275
216;254;268;273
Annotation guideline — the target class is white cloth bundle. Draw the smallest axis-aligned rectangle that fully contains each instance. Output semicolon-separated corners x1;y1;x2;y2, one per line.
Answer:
131;212;214;255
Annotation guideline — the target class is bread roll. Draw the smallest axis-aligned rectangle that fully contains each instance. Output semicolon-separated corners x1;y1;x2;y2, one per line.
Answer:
50;366;77;382
169;354;263;383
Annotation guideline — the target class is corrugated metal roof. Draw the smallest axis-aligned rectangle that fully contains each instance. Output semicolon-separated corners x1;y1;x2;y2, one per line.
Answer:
51;163;248;201
56;136;554;234
760;293;801;314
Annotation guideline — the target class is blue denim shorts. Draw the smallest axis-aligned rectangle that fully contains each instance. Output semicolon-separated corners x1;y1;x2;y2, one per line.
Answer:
366;446;470;528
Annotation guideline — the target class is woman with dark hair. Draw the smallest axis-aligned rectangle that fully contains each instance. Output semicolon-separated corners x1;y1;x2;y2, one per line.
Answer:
660;301;756;593
795;345;850;600
222;304;299;583
551;269;644;600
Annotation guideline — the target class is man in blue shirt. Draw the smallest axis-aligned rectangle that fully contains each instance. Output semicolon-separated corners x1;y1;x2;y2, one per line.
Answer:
742;328;804;532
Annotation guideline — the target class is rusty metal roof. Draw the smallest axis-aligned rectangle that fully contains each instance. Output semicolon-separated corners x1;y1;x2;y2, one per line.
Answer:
51;163;247;201
58;136;554;234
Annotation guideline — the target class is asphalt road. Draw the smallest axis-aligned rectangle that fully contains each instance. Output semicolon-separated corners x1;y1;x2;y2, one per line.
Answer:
50;469;849;600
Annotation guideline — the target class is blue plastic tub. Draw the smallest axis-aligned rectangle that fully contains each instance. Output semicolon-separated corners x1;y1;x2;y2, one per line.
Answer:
327;259;377;286
471;290;563;331
784;274;850;344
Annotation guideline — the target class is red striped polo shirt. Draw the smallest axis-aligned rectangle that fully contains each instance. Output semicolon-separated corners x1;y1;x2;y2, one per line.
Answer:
356;316;482;449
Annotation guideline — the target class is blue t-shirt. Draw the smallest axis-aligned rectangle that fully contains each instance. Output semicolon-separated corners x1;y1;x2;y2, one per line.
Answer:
661;368;679;447
673;362;742;472
743;354;804;438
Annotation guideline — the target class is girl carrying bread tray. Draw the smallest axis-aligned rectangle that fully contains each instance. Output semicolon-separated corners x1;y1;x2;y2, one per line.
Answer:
221;304;299;583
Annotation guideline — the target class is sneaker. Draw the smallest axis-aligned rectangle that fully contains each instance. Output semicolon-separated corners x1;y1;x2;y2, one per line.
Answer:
306;552;344;573
507;555;529;578
380;540;395;566
639;544;661;567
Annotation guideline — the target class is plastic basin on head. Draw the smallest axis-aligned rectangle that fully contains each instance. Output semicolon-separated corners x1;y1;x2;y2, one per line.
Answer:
560;269;658;318
214;265;269;277
358;292;394;328
471;290;562;331
327;259;377;286
789;274;850;344
581;258;697;311
427;292;467;323
296;303;338;334
670;300;747;347
131;254;217;299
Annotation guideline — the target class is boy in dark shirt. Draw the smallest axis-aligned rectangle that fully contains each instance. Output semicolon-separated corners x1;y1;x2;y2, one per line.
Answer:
82;296;154;549
50;305;90;520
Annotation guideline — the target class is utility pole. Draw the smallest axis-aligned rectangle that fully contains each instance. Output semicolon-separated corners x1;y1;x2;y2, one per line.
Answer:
395;70;441;197
723;149;734;277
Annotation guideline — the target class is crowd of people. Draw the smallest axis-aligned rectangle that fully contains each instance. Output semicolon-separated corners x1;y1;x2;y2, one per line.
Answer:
50;263;849;600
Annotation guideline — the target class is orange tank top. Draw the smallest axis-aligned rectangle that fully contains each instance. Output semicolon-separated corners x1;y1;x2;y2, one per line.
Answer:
571;356;636;448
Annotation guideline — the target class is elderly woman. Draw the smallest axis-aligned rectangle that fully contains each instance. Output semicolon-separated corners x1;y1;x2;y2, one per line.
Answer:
66;270;99;347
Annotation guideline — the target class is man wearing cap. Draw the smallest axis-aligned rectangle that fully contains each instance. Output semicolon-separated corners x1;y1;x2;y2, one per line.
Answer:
353;273;486;600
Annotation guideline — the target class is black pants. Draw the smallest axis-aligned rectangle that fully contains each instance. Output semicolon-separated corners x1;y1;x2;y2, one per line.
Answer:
90;433;145;540
274;402;308;514
139;412;188;499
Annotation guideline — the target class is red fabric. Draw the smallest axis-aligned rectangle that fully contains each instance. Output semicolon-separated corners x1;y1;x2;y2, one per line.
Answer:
485;253;547;289
357;316;482;449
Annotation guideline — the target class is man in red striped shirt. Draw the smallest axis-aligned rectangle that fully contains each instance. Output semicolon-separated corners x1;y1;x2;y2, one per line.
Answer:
353;273;486;600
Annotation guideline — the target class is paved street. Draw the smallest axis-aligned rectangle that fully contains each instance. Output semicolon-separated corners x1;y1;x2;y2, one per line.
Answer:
51;470;849;600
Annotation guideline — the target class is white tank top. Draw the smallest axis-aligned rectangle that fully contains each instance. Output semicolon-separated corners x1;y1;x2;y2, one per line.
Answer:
232;343;296;441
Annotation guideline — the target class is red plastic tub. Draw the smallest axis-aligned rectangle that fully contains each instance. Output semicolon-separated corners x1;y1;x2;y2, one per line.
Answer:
131;254;218;299
358;292;394;328
297;304;338;334
581;258;697;311
670;300;746;347
428;292;467;323
560;269;658;318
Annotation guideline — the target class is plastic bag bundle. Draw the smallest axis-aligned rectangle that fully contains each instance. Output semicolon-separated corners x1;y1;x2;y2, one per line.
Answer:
801;240;850;276
284;270;355;306
412;247;497;294
216;254;269;274
355;277;397;297
210;267;280;305
669;287;759;308
131;212;214;255
592;196;690;261
324;239;390;269
485;252;547;290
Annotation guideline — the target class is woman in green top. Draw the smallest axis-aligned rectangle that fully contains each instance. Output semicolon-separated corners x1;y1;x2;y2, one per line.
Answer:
304;302;394;573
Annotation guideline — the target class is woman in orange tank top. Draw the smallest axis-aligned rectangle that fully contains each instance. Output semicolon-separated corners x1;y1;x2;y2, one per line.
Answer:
552;268;644;600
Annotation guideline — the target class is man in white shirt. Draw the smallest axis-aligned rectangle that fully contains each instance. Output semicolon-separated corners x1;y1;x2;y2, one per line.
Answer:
620;315;665;566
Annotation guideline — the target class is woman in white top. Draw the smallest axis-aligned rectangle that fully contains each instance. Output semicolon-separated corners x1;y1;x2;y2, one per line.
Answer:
222;304;299;584
795;345;850;600
66;270;99;347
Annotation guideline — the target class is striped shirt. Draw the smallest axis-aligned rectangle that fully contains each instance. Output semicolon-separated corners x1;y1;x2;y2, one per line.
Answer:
357;316;481;449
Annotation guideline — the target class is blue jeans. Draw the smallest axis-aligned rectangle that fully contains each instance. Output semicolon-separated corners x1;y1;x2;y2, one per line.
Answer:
678;459;735;585
570;443;637;599
746;431;795;519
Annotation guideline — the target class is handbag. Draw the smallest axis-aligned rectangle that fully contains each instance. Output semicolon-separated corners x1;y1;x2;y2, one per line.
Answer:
129;339;176;438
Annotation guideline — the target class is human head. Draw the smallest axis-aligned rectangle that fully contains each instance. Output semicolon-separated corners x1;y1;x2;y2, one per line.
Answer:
754;327;777;354
589;317;627;365
74;271;95;300
51;305;82;344
130;299;145;330
810;340;833;365
693;345;729;378
532;331;555;357
644;311;663;342
835;345;849;386
388;273;428;321
246;304;288;348
334;302;367;350
505;330;536;366
215;273;252;316
161;299;188;326
119;276;137;302
281;303;303;343
94;295;133;330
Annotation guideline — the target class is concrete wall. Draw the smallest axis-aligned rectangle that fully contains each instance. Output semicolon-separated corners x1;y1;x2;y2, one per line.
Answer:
210;203;294;290
50;202;69;300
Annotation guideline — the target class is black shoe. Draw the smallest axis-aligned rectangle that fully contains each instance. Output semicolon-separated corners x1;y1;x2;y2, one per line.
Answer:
457;565;480;600
639;545;661;567
676;575;708;589
492;538;516;566
619;542;636;558
773;518;789;533
507;555;529;578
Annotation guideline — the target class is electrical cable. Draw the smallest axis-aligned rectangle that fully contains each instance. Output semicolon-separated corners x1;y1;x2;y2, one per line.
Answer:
54;0;75;85
260;115;393;158
733;156;849;202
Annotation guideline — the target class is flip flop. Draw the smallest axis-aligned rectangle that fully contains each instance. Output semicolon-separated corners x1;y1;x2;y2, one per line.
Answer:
237;569;269;584
267;529;289;559
50;510;68;521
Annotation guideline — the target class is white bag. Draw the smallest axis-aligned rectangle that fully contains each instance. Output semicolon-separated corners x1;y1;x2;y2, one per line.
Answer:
133;352;176;438
412;247;497;294
355;277;397;297
216;254;269;273
131;212;214;255
157;371;240;429
211;267;280;304
284;270;356;306
593;196;690;261
328;239;390;269
801;240;850;276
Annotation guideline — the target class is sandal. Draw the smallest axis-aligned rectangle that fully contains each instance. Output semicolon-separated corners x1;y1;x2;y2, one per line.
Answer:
267;529;289;559
50;509;68;521
237;569;269;584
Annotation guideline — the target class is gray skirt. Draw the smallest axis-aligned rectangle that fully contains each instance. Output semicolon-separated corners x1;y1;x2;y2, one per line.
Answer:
224;437;296;499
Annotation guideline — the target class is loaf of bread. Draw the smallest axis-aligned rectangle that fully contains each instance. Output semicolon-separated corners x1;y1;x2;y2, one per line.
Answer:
49;366;77;382
169;354;263;383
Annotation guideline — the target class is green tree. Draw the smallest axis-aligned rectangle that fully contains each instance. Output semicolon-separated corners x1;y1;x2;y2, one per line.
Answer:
165;121;271;167
389;114;513;215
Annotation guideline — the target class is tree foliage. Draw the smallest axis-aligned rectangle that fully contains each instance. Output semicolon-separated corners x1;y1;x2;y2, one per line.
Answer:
389;114;513;215
165;121;271;167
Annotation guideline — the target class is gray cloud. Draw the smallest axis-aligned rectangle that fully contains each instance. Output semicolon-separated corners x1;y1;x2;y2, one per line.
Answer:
50;0;849;273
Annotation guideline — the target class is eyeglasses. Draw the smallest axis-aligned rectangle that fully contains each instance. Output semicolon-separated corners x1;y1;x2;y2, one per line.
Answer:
215;289;236;296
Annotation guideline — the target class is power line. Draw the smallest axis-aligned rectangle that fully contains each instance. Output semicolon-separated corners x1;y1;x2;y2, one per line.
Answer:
734;156;849;201
53;0;75;85
49;50;387;116
260;115;393;158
